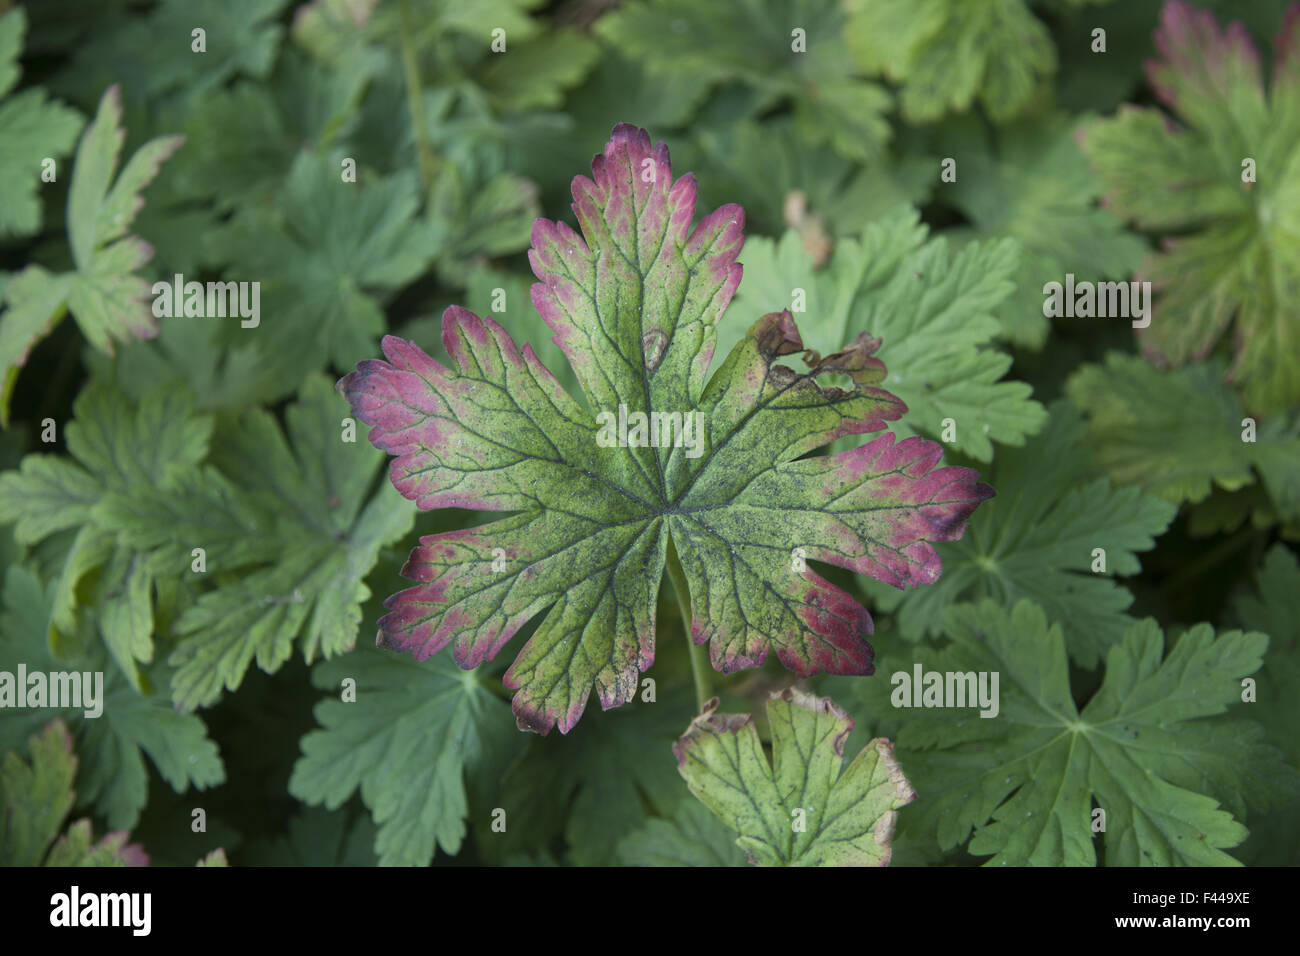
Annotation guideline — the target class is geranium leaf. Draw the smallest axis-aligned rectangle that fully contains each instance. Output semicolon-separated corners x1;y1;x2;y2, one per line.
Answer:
595;0;891;161
617;799;748;867
0;83;179;426
492;686;694;865
934;114;1148;349
59;0;289;103
0;8;83;240
674;688;917;866
888;599;1299;866
1231;544;1300;863
726;206;1047;461
0;720;148;867
289;643;511;867
1066;353;1300;521
861;401;1177;667
0;565;225;830
0;382;212;685
163;376;416;710
216;153;436;390
340;125;994;734
844;0;1056;122
1080;2;1300;414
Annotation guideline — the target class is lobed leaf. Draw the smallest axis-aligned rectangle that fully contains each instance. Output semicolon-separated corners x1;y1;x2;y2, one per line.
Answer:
1080;1;1300;414
340;125;994;733
0;8;83;240
862;401;1177;667
727;206;1047;461
1066;353;1300;524
0;720;147;867
0;565;225;830
844;0;1055;122
0;84;180;426
885;599;1298;866
290;643;512;866
674;688;917;866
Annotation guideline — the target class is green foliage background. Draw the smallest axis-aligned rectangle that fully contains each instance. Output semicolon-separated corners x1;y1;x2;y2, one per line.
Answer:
0;0;1296;866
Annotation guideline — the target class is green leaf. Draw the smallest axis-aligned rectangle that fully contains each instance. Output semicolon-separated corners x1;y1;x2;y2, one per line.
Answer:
0;381;212;682
66;91;174;271
865;401;1177;667
1066;353;1300;512
426;163;540;284
596;0;891;161
0;7;83;239
162;375;415;710
291;0;383;66
727;206;1047;461
891;599;1297;866
0;267;71;427
368;0;545;48
1079;3;1300;414
0;84;179;425
339;126;993;734
242;806;378;866
1232;546;1300;768
44;818;144;866
0;720;77;866
86;316;282;413
477;30;600;112
61;0;289;103
216;153;435;386
289;642;512;866
0;720;144;866
0;565;225;830
687;118;934;240
168;51;369;214
617;799;748;866
1234;548;1300;758
935;114;1148;348
493;687;694;866
1231;544;1300;863
65;84;182;323
674;688;917;866
844;0;1055;122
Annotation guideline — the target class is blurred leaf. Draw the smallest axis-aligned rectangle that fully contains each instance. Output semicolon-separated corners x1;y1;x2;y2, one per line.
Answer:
0;719;148;866
1080;3;1300;414
0;8;84;240
844;0;1055;122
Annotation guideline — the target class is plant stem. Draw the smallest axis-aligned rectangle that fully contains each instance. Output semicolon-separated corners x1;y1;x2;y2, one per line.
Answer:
398;0;436;193
667;541;712;711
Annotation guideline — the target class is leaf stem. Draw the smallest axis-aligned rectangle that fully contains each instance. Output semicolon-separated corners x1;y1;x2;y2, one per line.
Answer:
667;539;712;711
398;0;437;193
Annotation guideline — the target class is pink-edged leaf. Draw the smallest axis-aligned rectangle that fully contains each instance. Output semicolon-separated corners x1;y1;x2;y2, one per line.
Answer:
1081;2;1300;414
340;125;993;734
